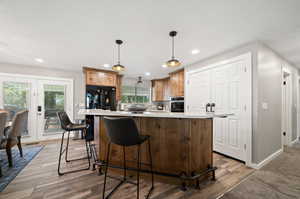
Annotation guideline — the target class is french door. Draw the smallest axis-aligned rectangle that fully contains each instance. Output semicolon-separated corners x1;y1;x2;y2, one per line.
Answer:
185;53;252;163
0;73;73;142
37;79;73;141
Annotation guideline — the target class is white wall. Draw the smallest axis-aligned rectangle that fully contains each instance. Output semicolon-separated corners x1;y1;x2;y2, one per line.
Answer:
256;45;282;162
0;62;85;119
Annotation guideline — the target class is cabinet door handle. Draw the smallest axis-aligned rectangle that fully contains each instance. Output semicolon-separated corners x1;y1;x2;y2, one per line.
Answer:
206;103;211;112
210;103;215;112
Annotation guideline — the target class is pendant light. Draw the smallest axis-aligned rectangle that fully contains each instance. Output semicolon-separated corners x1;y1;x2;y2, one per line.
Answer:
112;40;125;71
137;76;143;84
166;31;181;67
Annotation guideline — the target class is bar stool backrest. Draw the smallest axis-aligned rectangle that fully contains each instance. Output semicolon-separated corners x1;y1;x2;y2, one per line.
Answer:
103;117;141;146
57;111;72;131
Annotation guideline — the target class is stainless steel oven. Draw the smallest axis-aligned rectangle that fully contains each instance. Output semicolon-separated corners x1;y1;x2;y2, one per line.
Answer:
170;97;184;112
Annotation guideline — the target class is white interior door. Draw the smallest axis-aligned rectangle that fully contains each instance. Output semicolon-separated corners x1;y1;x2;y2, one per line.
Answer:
0;76;37;142
213;62;245;161
186;69;211;114
37;79;73;141
186;55;251;163
211;64;229;155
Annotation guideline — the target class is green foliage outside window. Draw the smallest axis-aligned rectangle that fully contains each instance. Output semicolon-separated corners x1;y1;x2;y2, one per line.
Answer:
3;82;29;120
121;85;150;104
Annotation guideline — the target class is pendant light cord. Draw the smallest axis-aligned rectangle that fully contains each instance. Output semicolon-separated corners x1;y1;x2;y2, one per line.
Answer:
172;36;175;59
118;44;120;64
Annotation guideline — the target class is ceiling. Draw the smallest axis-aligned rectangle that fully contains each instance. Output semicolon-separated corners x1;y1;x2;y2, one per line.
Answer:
0;0;300;79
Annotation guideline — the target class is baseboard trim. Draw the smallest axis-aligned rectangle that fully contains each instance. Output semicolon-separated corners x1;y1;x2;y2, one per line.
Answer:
290;138;299;146
250;149;283;169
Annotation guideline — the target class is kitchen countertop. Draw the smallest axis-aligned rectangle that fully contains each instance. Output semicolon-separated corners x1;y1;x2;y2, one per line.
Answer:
78;109;232;119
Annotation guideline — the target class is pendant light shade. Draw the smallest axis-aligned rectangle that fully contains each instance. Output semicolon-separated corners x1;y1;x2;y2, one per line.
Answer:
166;31;181;67
112;40;125;71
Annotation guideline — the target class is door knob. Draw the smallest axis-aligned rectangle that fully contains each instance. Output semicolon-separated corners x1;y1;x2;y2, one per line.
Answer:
206;103;211;112
210;103;215;112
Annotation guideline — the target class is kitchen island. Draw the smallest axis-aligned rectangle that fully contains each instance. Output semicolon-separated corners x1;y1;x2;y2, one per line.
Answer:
79;109;228;189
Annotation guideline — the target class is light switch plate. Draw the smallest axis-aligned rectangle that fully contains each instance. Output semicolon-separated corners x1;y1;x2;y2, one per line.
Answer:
262;102;268;110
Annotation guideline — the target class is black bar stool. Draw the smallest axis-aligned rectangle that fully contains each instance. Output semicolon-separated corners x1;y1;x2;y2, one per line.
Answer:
57;111;91;175
102;117;154;199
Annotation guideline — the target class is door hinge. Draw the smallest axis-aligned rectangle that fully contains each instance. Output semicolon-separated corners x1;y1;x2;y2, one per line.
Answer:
244;67;247;72
187;105;189;110
244;144;246;150
244;105;247;111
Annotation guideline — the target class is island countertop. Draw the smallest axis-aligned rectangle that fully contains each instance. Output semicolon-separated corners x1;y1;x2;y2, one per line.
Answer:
78;109;231;119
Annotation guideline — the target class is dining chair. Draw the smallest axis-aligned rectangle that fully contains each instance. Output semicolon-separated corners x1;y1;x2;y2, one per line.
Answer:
0;110;28;167
0;111;8;177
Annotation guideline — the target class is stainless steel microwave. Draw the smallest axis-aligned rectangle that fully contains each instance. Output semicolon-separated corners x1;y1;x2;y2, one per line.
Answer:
170;97;184;112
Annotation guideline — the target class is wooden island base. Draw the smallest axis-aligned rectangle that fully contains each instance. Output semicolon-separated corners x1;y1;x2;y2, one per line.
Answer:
93;116;215;189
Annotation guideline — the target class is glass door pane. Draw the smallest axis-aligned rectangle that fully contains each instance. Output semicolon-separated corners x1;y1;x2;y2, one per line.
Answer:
43;84;65;133
3;81;30;136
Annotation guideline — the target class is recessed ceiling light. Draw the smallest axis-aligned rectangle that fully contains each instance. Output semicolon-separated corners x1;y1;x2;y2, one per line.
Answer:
145;72;151;76
191;49;200;54
103;64;110;68
35;58;44;63
162;64;167;68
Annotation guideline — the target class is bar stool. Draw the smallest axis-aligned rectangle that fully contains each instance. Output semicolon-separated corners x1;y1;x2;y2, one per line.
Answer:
102;117;154;199
57;111;91;175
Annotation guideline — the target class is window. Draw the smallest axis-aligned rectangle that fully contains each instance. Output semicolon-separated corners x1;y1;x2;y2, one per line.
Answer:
121;85;150;104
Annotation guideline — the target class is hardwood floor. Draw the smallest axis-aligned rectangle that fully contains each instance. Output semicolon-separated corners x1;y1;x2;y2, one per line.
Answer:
0;140;253;199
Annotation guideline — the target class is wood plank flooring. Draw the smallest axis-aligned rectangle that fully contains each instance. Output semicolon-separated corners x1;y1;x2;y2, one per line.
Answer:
0;140;253;199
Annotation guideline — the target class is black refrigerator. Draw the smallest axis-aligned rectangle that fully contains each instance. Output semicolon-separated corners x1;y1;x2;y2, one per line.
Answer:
85;85;117;141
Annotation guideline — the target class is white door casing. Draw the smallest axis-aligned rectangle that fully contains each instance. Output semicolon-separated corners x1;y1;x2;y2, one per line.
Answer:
185;53;252;165
282;69;292;146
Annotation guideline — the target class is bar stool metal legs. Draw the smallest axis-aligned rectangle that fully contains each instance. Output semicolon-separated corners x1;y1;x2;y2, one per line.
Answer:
102;140;154;199
57;129;91;176
147;139;154;198
137;144;141;199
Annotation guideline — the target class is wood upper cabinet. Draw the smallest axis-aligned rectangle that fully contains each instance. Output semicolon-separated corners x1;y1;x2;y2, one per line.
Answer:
152;79;164;102
84;67;122;101
116;75;123;101
151;77;169;102
169;69;184;97
85;70;117;87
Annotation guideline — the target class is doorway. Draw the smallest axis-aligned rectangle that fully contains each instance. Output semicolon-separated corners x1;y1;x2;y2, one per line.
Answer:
0;73;73;142
282;70;292;146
